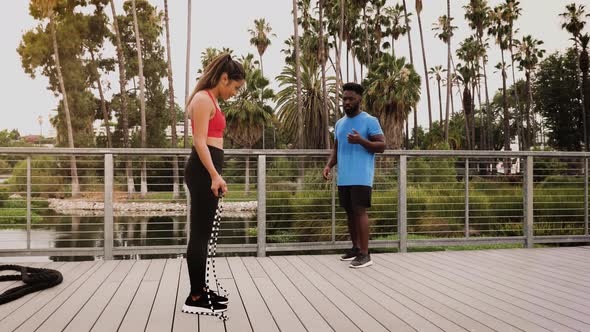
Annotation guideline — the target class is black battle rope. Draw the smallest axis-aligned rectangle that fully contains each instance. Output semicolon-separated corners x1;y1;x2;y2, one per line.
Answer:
0;265;63;305
201;190;229;321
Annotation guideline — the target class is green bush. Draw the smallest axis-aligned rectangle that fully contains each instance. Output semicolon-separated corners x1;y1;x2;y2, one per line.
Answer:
9;156;66;197
0;208;43;226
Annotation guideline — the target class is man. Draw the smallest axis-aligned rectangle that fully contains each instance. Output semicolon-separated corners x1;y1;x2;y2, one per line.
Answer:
323;82;385;268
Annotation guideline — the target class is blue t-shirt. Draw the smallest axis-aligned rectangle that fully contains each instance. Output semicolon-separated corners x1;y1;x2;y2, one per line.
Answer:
335;112;384;187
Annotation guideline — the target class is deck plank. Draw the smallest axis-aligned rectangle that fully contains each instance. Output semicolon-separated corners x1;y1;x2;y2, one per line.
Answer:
145;259;182;332
227;256;279;332
118;259;167;332
34;260;121;332
91;260;151;332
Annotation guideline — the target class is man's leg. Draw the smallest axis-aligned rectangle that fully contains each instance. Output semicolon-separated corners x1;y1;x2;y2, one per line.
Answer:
345;208;359;249
352;207;369;255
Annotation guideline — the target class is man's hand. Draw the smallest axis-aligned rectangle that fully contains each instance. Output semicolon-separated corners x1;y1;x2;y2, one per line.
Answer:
322;165;332;180
347;129;364;144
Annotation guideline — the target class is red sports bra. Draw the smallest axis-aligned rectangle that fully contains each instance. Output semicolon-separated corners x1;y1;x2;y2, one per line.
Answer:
191;90;226;138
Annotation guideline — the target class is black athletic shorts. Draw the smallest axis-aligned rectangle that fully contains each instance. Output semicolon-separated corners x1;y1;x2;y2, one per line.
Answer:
338;185;372;209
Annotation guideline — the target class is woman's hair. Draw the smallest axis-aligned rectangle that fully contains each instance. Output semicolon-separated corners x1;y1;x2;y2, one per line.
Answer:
186;53;245;107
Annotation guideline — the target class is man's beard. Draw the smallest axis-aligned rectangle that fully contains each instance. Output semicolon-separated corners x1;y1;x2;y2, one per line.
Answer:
344;106;359;117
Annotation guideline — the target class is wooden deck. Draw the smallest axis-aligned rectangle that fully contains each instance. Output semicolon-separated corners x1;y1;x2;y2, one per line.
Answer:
1;247;590;331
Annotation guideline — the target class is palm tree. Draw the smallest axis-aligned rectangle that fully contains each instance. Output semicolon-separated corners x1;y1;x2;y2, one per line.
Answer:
488;6;511;156
456;64;474;150
560;3;589;150
429;65;446;123
183;0;191;148
457;36;484;149
514;35;545;148
500;0;524;150
163;0;179;199
31;0;80;197
109;0;134;197
464;0;492;149
248;18;275;77
249;18;275;149
433;13;456;142
292;0;304;149
415;0;432;131
131;0;147;197
225;55;272;194
276;61;336;149
384;4;408;57
363;54;421;149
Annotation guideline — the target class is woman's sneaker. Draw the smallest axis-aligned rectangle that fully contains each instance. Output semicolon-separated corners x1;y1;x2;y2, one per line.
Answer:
182;294;227;314
340;247;360;261
208;290;228;305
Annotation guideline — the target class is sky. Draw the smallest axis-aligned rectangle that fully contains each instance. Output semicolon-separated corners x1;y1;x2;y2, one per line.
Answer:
0;0;588;136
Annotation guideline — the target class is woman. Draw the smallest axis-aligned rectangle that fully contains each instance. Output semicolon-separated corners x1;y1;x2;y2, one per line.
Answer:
182;53;245;315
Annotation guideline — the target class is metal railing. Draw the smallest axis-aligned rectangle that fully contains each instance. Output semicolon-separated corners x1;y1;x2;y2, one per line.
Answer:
0;147;588;259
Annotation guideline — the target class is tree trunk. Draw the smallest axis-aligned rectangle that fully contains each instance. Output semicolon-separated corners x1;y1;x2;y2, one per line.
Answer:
509;38;524;150
463;86;472;150
184;0;191;148
293;0;303;149
501;50;511;174
363;7;370;69
319;0;329;149
525;71;532;148
259;52;266;149
417;12;432;130
437;79;443;123
402;0;417;146
471;83;476;149
110;0;134;197
51;14;79;198
351;46;358;82
479;36;493;151
575;47;588;151
164;0;179;199
444;0;451;143
89;50;112;148
402;0;414;63
132;0;148;197
335;0;344;122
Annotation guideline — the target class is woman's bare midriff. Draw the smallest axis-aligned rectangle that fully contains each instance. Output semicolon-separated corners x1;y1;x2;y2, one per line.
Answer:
206;137;223;150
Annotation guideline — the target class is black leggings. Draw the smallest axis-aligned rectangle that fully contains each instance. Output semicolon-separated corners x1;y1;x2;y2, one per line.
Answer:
184;145;223;295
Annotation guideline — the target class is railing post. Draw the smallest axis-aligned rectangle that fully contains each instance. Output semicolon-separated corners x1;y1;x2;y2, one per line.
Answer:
257;154;266;257
524;156;534;248
398;155;407;253
104;154;114;260
585;157;588;236
465;158;470;238
26;156;31;250
331;167;336;243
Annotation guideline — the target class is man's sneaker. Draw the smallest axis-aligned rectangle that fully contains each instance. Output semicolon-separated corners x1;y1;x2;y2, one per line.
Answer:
349;253;373;268
182;294;227;314
340;247;360;261
208;290;228;305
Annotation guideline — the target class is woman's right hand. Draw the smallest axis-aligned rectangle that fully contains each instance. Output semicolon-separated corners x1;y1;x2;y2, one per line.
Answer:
211;174;228;197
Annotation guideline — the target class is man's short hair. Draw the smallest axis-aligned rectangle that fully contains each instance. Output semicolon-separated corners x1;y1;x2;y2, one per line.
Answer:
342;82;364;96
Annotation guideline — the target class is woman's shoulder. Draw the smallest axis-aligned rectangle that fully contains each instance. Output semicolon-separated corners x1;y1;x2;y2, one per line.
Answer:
189;91;214;113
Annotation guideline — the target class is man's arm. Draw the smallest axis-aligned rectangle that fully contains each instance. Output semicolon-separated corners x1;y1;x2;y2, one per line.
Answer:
323;139;338;180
